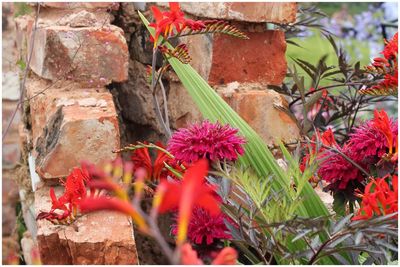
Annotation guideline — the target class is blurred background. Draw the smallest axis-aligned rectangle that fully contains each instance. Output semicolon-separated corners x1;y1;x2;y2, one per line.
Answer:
287;2;398;72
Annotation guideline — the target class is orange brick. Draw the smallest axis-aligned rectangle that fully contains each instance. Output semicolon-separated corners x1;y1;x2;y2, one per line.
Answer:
35;184;138;264
26;77;120;180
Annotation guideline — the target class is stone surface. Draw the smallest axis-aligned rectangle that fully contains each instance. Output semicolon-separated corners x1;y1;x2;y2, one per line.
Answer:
221;88;301;146
2;100;21;169
25;77;120;180
180;34;213;81
2;236;20;264
209;30;287;86
14;15;34;62
35;184;138;264
158;2;297;23
20;231;37;265
117;59;166;135
28;23;128;86
2;175;19;237
39;2;119;10
167;81;203;129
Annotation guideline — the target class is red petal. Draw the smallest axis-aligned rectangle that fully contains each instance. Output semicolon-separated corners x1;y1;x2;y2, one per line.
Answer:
169;2;181;12
79;196;135;216
180;243;203;265
157;181;181;213
212;247;238;265
151;6;164;22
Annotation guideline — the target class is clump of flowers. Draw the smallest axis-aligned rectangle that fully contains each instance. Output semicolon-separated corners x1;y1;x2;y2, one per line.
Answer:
130;141;174;181
36;167;91;224
312;109;397;193
360;32;398;96
353;174;398;221
167;120;246;164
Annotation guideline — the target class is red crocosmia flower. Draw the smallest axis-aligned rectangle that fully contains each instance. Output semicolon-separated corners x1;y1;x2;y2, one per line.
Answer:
180;243;237;265
155;159;220;245
373;109;397;158
382;32;398;60
149;3;186;48
149;3;206;48
59;167;90;206
79;196;149;233
353;175;398;221
131;142;174;181
300;128;337;174
37;166;91;223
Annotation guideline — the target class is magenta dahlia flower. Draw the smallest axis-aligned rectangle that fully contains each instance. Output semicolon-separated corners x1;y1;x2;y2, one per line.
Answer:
318;144;365;190
348;119;398;164
167;120;246;164
171;206;232;245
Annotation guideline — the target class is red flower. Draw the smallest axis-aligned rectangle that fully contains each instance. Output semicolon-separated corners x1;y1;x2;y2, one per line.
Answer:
382;32;398;60
149;3;205;48
36;166;91;223
318;144;365;190
361;32;398;96
348;115;397;164
171;206;233;245
373;109;397;158
300;128;338;173
353;175;398;221
131;142;177;181
180;243;237;265
155;159;220;245
167;120;246;164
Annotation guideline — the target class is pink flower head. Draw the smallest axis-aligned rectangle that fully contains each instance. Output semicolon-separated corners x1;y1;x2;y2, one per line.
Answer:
167;120;246;164
171;206;233;245
348;118;397;164
318;144;365;190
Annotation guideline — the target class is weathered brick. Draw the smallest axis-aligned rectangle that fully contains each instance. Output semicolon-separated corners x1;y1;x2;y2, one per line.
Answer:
28;24;128;86
209;30;287;86
2;100;21;169
158;2;297;23
167;81;203;129
221;88;300;146
35;184;138;264
14;15;34;62
26;77;120;180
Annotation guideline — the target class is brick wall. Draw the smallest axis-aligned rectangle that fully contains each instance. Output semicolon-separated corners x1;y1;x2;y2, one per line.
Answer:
10;2;300;264
14;3;138;264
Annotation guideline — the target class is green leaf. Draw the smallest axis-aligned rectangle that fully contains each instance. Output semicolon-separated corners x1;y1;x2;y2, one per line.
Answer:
333;192;347;217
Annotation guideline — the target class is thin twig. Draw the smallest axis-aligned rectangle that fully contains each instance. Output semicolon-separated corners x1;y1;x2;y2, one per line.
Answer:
150;49;172;138
158;79;170;131
2;4;40;141
289;82;365;108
